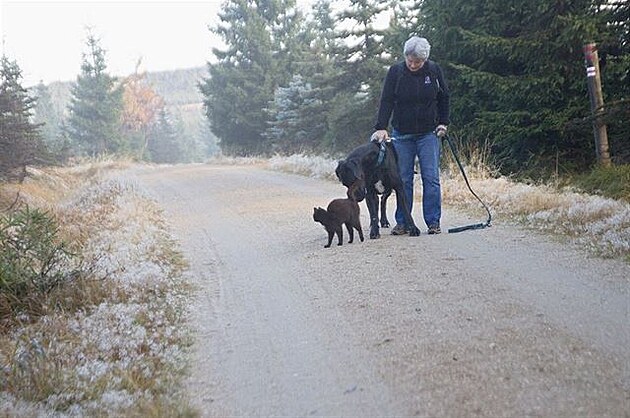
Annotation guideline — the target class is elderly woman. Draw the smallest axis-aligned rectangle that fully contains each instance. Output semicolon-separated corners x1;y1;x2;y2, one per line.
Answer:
373;36;450;235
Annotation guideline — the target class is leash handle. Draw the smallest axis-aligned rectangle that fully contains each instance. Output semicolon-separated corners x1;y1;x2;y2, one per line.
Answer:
448;223;487;233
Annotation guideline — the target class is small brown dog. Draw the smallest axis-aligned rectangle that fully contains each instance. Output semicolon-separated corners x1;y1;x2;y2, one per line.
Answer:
313;198;364;248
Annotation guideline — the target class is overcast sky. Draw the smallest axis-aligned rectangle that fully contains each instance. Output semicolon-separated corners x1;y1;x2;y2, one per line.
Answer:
1;1;226;86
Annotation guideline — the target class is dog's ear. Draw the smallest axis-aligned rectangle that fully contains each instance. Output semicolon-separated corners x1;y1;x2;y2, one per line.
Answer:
335;160;345;181
348;160;363;180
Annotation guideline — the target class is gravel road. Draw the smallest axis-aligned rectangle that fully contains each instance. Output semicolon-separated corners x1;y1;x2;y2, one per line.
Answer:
136;163;629;417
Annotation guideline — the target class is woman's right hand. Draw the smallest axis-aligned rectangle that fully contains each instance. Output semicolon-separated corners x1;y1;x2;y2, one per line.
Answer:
371;130;389;142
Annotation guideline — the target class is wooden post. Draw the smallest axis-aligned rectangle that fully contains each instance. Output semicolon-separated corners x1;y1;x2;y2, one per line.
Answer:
583;43;611;166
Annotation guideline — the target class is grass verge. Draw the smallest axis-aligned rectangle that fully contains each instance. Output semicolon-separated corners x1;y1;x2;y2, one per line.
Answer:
0;160;197;417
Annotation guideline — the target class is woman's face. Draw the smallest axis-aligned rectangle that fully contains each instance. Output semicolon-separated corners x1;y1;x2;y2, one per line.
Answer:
405;56;426;72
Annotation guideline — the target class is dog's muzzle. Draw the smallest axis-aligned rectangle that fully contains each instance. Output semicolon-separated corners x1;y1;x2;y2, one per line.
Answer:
336;160;366;202
347;180;366;202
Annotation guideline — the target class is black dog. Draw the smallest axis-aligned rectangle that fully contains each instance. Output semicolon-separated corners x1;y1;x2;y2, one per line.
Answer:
335;141;420;239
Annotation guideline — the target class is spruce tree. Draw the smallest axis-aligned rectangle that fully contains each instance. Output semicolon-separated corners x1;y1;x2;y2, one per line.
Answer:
329;0;391;149
264;74;326;154
147;108;182;164
200;0;304;155
600;0;630;163
421;0;616;174
66;32;123;157
32;81;66;163
299;0;342;151
0;56;43;181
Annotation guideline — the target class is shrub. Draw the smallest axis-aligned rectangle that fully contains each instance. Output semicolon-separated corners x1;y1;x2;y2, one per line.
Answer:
572;164;630;202
0;206;78;319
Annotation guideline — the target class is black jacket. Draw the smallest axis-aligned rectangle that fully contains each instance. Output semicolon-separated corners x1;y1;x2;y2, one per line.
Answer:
374;60;450;134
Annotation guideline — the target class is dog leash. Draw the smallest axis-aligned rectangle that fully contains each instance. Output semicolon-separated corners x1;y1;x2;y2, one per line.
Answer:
441;133;492;233
390;132;492;233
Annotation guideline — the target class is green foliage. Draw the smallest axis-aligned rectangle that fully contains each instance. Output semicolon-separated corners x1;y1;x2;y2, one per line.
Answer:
0;56;44;181
0;207;77;317
32;81;70;165
318;0;393;151
201;0;405;155
8;0;625;176
147;109;184;164
264;75;328;154
200;0;305;156
599;1;630;164
66;32;124;157
421;0;625;175
572;164;630;201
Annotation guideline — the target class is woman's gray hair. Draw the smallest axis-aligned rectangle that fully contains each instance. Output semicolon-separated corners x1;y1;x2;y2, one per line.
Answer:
404;36;431;60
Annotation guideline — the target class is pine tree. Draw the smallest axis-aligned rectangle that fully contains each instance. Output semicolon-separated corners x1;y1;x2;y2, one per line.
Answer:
200;0;305;155
66;32;123;157
0;56;43;181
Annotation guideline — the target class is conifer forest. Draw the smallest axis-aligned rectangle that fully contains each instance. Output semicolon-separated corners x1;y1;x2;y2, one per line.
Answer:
1;0;628;181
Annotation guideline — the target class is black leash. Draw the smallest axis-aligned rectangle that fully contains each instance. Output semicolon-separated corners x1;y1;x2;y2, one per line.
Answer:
441;134;492;233
390;132;492;233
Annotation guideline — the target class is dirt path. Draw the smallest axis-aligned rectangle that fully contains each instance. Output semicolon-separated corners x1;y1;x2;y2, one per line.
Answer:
136;163;629;417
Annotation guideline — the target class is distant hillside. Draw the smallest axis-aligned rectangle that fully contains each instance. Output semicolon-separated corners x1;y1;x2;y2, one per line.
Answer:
145;66;206;106
42;66;207;114
34;66;217;158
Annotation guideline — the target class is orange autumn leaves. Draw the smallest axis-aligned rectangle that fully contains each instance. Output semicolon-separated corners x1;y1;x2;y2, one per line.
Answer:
121;71;164;133
120;67;165;158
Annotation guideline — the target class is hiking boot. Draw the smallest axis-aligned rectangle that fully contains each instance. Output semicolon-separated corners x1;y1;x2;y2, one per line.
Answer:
391;224;408;235
427;225;441;235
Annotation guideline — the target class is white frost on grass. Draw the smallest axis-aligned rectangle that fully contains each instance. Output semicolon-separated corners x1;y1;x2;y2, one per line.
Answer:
1;171;191;417
269;153;339;180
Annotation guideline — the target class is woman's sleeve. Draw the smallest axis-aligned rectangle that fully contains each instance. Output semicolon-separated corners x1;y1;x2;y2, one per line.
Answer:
374;65;398;130
436;64;450;126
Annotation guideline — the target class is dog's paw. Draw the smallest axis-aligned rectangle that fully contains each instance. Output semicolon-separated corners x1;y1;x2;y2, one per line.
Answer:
380;220;390;228
408;226;421;237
